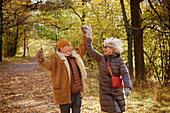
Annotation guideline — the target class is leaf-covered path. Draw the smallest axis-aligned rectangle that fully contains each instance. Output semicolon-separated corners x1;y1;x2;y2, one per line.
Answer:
0;58;60;113
0;58;169;113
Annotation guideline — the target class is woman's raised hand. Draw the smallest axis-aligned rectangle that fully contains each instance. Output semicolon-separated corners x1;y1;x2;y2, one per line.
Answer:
81;24;92;38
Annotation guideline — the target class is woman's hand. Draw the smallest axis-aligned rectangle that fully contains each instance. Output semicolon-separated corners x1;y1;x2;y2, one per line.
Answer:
125;88;131;97
81;24;92;38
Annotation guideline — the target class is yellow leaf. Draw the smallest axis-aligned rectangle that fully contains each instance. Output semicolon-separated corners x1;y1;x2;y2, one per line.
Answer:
92;0;102;4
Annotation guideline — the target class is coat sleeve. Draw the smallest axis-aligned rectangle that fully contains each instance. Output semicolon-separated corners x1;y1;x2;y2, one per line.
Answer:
75;34;86;59
119;58;132;90
39;54;55;71
85;37;102;63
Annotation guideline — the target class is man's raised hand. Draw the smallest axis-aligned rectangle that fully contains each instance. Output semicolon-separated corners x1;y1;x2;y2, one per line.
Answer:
36;48;44;62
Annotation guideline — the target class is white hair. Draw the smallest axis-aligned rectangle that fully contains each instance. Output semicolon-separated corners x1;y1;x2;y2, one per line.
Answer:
103;37;124;53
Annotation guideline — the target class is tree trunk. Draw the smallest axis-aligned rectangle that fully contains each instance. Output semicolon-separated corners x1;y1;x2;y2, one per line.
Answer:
23;29;26;57
130;0;145;87
0;0;3;61
13;21;19;57
120;0;134;82
6;21;20;57
55;10;59;53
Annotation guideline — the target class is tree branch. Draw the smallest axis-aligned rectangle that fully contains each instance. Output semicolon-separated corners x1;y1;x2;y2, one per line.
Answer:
63;0;82;21
69;5;82;21
144;50;162;86
148;0;170;29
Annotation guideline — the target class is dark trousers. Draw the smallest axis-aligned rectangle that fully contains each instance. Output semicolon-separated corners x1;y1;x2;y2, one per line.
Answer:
59;92;82;113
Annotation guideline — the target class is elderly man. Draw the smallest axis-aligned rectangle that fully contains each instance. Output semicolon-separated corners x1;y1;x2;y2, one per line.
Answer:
36;28;90;113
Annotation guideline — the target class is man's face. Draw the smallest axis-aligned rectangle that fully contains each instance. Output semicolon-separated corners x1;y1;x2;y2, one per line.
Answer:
103;43;114;56
60;45;72;55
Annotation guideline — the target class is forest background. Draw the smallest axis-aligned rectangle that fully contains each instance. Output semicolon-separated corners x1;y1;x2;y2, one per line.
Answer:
0;0;169;112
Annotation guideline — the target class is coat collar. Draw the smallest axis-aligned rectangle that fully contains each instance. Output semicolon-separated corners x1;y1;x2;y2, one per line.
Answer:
104;52;120;59
56;51;78;60
56;51;69;60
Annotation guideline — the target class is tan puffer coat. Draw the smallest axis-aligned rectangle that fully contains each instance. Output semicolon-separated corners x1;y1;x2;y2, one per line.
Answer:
85;38;132;113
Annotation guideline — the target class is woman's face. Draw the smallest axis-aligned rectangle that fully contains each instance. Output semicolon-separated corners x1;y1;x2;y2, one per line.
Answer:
103;43;114;55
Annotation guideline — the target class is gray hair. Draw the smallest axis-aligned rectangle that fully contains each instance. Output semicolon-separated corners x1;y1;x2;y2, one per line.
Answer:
103;37;124;53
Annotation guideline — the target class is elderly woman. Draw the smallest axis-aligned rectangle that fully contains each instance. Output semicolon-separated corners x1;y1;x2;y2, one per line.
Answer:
82;25;132;113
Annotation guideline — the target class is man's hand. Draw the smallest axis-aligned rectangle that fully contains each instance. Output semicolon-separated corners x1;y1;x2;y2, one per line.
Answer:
125;88;131;97
36;48;44;62
81;24;92;37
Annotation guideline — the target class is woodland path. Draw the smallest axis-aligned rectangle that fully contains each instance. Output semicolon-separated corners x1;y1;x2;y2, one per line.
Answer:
0;58;60;113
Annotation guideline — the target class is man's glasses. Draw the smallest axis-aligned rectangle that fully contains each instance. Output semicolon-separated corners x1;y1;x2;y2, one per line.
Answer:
103;46;113;49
